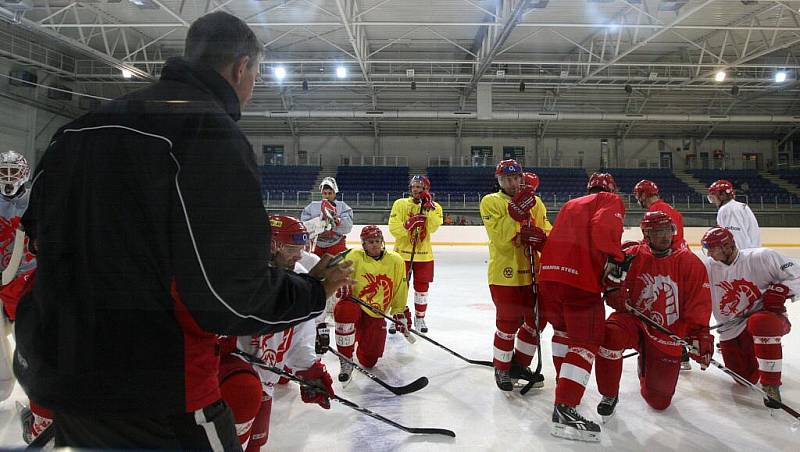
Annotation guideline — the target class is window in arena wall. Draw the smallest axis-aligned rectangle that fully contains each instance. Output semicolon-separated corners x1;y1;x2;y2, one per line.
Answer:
471;146;493;167
263;145;285;166
502;146;524;166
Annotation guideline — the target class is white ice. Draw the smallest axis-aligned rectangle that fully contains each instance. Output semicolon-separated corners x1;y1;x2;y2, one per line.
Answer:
1;246;798;451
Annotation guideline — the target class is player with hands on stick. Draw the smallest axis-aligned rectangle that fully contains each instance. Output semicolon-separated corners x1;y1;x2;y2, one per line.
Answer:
388;175;443;333
301;176;354;257
480;160;551;392
218;215;339;451
333;225;409;384
701;226;798;409
594;211;712;422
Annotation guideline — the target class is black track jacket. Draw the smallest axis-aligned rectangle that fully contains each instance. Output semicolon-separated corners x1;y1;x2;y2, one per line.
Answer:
14;58;326;416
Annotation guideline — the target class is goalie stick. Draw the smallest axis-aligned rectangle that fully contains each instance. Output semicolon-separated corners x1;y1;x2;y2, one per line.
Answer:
626;304;800;422
327;349;429;395
230;350;455;437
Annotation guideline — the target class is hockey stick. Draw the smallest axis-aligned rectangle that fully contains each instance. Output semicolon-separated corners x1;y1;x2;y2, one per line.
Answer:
405;207;427;285
626;304;800;422
347;296;493;367
520;216;545;395
327;349;429;395
708;309;756;332
230;350;455;437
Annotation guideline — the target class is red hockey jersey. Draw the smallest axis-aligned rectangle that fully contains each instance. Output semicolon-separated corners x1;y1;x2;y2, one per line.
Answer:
648;199;686;250
624;244;712;355
539;192;625;293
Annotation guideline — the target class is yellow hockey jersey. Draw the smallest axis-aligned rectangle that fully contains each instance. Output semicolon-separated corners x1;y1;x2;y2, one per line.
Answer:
388;197;443;262
346;248;409;318
480;192;552;286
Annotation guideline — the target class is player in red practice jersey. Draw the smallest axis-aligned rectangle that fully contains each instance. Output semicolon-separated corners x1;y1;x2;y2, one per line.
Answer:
538;172;625;442
632;179;686;250
594;211;712;420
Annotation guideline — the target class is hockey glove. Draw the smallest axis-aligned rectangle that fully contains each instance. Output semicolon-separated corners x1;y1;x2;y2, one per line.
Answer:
392;306;413;334
518;225;547;252
335;284;352;301
762;283;791;314
417;191;435;210
320;200;340;228
315;322;330;355
687;330;714;370
404;214;426;231
507;186;537;223
621;240;641;252
602;254;635;288
604;286;629;312
295;361;335;409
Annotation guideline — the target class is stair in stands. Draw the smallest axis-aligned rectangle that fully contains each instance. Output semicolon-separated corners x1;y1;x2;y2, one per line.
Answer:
671;170;708;196
762;171;800;198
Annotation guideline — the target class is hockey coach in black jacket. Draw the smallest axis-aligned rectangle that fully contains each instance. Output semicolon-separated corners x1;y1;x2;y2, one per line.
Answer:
14;11;352;449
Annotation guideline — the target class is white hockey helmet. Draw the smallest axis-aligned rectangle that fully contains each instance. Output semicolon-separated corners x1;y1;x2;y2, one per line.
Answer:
0;150;30;197
320;176;339;193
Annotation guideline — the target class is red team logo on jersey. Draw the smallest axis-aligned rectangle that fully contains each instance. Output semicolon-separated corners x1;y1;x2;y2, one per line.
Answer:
358;273;395;311
0;216;21;267
253;329;294;366
716;279;761;316
633;273;680;326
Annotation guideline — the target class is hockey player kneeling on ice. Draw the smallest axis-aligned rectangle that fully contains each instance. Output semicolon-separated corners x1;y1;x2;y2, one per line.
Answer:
538;172;625;442
219;215;334;452
334;225;409;383
479;160;550;392
701;226;798;408
594;212;712;421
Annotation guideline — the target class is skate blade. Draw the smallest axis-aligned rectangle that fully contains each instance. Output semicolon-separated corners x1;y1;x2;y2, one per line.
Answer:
551;424;600;442
680;363;692;371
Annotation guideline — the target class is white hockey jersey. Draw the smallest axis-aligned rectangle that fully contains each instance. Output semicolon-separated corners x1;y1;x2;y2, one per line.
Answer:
301;200;354;248
704;248;799;341
716;199;761;249
236;261;322;396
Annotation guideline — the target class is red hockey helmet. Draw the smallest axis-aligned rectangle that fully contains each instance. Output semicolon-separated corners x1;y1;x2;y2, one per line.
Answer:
701;226;735;250
409;175;431;190
270;215;309;246
522;172;540;192
708;179;734;196
640;211;674;233
633;180;659;199
587;172;617;193
495;159;522;176
360;224;384;242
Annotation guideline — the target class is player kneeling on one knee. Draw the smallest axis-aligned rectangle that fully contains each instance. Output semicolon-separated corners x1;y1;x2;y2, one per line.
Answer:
701;226;797;408
220;215;335;451
595;211;713;418
334;225;410;382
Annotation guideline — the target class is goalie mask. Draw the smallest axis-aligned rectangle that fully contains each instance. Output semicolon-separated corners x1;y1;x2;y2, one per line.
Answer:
0;150;30;198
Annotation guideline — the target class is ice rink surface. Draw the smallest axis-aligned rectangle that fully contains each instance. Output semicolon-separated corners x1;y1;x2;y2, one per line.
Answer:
1;246;798;451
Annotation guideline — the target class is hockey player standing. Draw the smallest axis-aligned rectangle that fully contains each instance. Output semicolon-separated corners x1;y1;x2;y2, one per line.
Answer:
538;172;625;442
633;179;686;249
479;160;550;392
594;212;712;419
707;179;761;249
333;225;409;382
388;175;443;333
301;176;353;257
701;226;797;407
219;215;334;452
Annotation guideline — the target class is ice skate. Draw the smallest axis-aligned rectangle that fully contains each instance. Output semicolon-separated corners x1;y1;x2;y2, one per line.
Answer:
338;357;354;386
551;403;601;442
494;368;513;392
597;395;619;423
509;360;544;389
763;384;782;409
414;316;428;333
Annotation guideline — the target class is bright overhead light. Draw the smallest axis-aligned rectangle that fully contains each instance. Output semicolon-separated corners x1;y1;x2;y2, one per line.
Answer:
714;70;726;82
336;66;347;78
273;66;286;80
775;71;787;83
121;69;133;79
